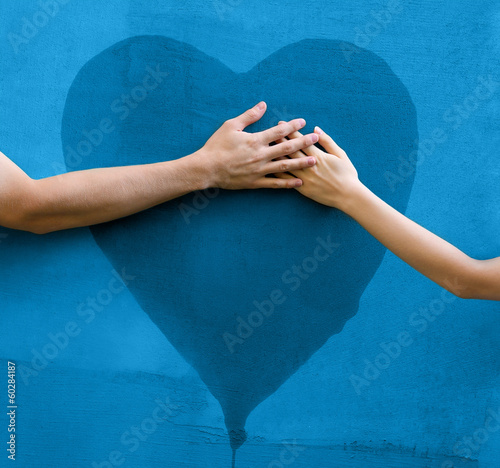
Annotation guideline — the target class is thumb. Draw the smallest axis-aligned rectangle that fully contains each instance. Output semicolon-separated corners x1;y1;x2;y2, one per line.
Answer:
233;102;267;130
315;126;346;158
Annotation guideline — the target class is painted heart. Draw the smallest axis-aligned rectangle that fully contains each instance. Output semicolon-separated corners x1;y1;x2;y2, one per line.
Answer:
62;36;417;454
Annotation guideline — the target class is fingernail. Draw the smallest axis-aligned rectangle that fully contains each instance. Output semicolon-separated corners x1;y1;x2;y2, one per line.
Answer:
315;126;323;135
299;118;306;127
295;179;303;187
311;133;319;143
257;102;266;110
308;157;316;165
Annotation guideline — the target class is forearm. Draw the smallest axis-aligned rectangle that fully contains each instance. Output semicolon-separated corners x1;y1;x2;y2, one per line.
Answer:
26;152;210;234
283;127;499;301
342;183;497;299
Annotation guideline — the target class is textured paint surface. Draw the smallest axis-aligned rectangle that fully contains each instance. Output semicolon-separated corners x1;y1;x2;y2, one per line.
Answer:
1;1;499;467
61;35;417;453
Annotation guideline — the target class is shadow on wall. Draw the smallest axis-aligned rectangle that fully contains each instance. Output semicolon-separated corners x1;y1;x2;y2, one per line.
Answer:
61;36;418;462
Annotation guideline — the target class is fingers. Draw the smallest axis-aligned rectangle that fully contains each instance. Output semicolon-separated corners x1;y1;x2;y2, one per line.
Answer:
274;172;305;188
274;135;308;160
259;118;307;143
314;126;347;158
231;102;267;131
264;156;315;175
268;132;318;159
277;122;322;157
254;175;302;189
286;150;306;159
274;172;295;179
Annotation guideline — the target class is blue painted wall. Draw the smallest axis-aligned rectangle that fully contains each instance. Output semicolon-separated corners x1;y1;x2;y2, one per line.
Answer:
1;1;499;467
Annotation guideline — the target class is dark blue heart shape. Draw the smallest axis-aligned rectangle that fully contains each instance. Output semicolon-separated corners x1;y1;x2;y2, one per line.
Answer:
62;36;417;453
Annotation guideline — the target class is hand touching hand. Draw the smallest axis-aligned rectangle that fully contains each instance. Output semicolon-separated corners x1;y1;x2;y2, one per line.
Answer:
274;124;500;301
197;102;318;190
274;125;362;210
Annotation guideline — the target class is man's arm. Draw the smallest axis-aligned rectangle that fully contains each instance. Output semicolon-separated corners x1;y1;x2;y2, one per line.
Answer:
0;102;318;234
0;152;210;234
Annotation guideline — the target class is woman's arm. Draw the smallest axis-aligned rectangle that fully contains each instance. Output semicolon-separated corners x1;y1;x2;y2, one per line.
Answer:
342;183;500;300
275;126;500;301
0;102;318;234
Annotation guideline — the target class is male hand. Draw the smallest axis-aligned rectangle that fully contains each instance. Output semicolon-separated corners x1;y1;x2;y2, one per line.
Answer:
198;102;318;190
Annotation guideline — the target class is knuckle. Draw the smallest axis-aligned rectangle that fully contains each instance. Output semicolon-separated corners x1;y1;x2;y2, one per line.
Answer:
282;142;293;154
223;119;234;128
248;136;258;147
247;136;260;150
279;162;289;172
246;110;257;120
276;126;288;138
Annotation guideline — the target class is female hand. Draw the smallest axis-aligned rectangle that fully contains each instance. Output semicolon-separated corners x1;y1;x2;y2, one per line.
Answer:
275;124;500;301
196;102;318;190
274;125;363;211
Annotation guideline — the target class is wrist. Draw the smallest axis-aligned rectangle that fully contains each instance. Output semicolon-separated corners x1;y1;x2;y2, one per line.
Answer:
181;149;217;191
338;181;372;217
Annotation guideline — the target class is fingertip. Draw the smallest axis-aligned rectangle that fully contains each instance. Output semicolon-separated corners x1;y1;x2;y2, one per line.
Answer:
307;157;316;166
294;179;303;187
298;118;306;127
257;101;266;111
314;126;324;135
311;133;319;144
